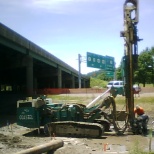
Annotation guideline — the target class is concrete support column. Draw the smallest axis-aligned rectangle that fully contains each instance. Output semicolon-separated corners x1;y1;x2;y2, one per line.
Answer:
71;75;75;88
34;77;37;94
58;67;62;88
26;56;33;95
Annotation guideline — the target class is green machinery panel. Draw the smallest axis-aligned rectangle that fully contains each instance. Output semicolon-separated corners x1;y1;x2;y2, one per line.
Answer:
17;107;40;128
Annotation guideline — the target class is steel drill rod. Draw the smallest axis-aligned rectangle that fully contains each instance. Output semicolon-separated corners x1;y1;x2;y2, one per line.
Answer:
16;139;64;154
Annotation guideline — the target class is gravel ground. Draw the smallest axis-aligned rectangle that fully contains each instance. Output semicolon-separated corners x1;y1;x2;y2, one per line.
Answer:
0;124;153;154
0;90;154;154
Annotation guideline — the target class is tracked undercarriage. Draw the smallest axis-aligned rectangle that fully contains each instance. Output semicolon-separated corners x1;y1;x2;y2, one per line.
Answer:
45;121;104;138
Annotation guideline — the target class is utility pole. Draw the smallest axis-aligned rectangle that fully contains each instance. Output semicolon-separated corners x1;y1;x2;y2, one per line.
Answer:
78;54;81;88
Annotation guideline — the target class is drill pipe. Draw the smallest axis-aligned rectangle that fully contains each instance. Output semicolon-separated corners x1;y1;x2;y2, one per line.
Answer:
16;139;64;154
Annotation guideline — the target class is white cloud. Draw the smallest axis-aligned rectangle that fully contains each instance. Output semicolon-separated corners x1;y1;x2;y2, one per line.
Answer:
32;0;72;14
0;0;122;16
29;0;118;14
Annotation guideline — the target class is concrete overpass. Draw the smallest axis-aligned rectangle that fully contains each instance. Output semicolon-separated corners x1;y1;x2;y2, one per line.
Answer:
0;23;90;114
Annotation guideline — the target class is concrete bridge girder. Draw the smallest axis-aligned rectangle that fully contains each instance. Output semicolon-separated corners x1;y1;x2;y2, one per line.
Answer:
0;23;90;115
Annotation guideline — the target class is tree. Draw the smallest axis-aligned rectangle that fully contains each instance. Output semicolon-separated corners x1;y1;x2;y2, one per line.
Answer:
97;72;106;80
115;57;124;80
90;77;107;88
134;47;153;87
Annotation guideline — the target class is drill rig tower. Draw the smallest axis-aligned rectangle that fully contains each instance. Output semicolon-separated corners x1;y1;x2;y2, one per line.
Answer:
121;0;141;123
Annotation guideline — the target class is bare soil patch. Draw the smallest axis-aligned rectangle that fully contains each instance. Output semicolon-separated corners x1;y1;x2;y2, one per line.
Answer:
0;90;154;154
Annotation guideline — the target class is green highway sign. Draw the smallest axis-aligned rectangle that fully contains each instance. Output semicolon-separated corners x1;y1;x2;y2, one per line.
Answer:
87;52;115;71
87;52;106;69
105;56;115;71
105;71;114;78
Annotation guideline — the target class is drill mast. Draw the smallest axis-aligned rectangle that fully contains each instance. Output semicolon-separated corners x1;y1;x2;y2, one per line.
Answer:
121;0;140;122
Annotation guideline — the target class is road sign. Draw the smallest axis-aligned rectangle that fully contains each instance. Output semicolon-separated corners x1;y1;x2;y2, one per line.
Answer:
105;56;115;71
87;52;115;71
105;71;114;78
87;52;106;69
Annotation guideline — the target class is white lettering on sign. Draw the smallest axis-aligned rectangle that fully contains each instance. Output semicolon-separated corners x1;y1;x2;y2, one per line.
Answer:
88;57;91;61
102;60;105;64
97;59;100;63
19;115;33;120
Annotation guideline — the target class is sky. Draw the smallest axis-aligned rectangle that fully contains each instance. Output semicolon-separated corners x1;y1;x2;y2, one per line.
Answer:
0;0;154;74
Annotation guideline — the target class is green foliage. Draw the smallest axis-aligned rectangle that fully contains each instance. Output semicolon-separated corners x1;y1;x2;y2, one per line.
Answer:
129;140;153;154
97;72;106;80
90;77;108;88
116;65;123;80
134;47;154;86
129;147;147;153
87;70;114;81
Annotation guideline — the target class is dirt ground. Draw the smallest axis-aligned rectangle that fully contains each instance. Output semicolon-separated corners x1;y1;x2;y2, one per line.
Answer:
0;89;154;154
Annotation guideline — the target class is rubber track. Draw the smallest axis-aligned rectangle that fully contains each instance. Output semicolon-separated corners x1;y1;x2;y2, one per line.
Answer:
46;121;104;138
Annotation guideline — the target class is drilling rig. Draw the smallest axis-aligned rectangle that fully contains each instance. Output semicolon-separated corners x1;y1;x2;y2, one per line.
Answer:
16;0;142;137
120;0;141;126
